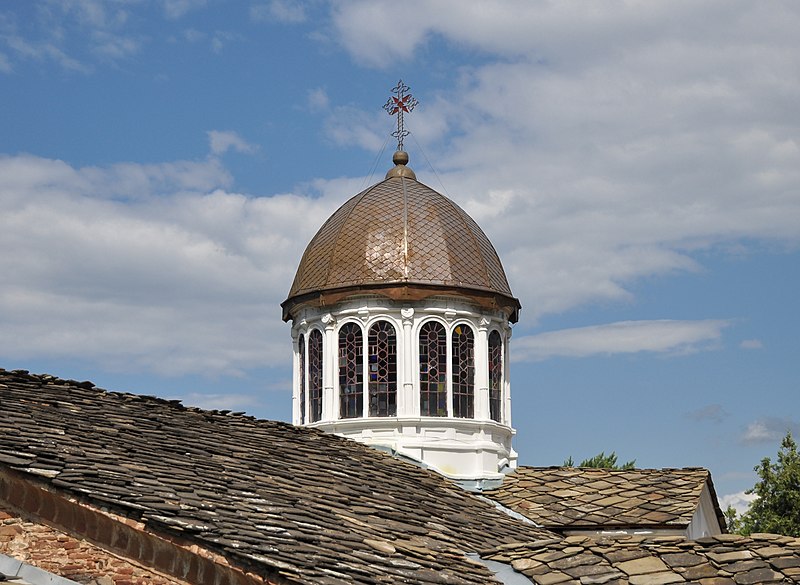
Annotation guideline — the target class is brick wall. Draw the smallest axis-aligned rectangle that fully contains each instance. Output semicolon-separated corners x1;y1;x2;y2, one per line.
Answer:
0;504;187;585
0;470;276;585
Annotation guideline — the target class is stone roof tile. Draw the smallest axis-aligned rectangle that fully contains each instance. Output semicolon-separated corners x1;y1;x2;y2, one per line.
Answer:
0;368;557;585
480;533;800;584
486;467;726;531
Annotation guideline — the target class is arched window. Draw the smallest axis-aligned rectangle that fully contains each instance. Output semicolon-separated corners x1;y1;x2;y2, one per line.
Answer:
419;321;447;416
298;334;306;424
338;322;363;418
488;330;503;423
308;329;323;423
452;324;475;418
368;320;397;417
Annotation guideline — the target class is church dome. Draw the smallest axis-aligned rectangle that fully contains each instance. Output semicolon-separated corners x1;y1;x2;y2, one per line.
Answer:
282;152;520;322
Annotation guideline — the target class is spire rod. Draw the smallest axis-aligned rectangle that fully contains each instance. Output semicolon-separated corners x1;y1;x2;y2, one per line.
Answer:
383;79;418;151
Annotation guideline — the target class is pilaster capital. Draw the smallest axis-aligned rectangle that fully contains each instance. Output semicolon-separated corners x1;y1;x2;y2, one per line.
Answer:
400;307;414;325
320;313;336;329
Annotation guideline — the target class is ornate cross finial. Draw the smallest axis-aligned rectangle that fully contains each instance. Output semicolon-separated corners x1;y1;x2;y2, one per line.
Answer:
383;79;418;151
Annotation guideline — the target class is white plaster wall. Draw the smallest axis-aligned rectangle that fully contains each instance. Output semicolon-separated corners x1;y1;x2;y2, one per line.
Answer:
687;483;724;539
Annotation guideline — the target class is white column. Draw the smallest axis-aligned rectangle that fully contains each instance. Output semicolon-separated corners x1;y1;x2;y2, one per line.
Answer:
291;329;300;425
361;316;370;418
445;311;456;417
321;313;337;421
400;307;414;416
504;324;513;426
475;317;490;421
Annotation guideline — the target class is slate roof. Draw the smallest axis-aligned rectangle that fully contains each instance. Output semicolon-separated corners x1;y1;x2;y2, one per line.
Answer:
0;368;557;585
481;533;800;584
485;466;727;532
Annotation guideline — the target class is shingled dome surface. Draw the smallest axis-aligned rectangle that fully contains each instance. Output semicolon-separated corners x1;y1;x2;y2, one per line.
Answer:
283;160;520;321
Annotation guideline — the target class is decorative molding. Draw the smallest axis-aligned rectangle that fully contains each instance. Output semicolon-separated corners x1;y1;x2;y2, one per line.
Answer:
320;313;336;328
357;308;370;323
444;310;457;323
400;307;414;324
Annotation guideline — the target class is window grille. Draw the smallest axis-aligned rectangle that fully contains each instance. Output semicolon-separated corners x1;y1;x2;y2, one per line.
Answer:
298;334;305;424
338;322;363;418
368;320;397;417
452;324;475;418
419;321;447;416
488;330;503;422
309;329;323;423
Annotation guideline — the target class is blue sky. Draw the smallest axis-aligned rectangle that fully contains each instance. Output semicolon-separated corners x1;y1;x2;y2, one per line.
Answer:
1;0;799;510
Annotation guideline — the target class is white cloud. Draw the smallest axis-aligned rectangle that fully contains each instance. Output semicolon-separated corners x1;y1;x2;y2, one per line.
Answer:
210;31;242;54
512;319;729;362
323;105;390;151
176;392;261;411
251;0;307;24
207;130;259;156
5;35;89;72
1;0;144;71
90;31;140;59
719;491;757;516
163;0;207;19
307;87;329;112
740;339;764;350
321;1;800;322
0;153;345;377
741;418;800;445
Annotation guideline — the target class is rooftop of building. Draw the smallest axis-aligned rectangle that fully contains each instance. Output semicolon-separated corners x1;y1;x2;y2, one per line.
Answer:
486;465;727;532
4;367;799;585
480;532;800;584
0;368;552;585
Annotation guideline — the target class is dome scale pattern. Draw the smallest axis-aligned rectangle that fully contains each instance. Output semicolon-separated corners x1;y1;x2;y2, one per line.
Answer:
283;172;520;321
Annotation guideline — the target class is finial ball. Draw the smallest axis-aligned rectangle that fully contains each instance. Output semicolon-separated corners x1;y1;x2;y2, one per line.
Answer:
393;150;409;166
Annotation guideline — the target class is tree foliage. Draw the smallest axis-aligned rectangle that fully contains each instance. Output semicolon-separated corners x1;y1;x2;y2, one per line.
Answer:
562;451;635;470
733;432;800;536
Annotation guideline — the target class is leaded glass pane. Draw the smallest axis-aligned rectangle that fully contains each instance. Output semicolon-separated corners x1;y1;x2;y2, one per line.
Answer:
368;320;397;417
419;321;447;416
338;322;363;418
298;334;306;424
489;330;503;423
452;324;475;418
309;329;323;423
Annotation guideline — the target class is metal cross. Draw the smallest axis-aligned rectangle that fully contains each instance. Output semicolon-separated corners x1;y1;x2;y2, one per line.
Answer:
383;80;418;151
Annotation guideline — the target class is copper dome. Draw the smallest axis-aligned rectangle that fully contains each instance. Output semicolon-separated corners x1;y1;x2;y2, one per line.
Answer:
282;154;520;322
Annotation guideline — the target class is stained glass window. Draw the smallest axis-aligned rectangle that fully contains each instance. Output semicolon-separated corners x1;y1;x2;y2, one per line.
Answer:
298;333;306;424
419;321;447;416
338;322;363;418
452;324;475;418
488;330;503;423
368;320;397;417
309;329;323;423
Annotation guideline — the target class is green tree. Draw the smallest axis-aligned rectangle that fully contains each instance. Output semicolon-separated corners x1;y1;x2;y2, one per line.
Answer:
562;451;635;469
723;504;742;533
736;432;800;536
